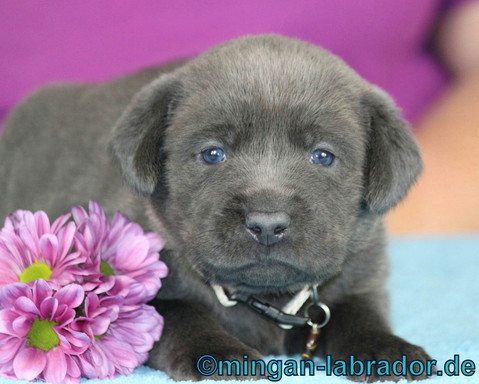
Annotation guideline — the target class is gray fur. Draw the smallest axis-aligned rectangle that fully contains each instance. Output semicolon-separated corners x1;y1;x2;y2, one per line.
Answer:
0;35;428;381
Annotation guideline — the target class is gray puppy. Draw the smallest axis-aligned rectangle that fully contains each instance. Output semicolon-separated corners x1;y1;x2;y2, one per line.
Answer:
0;35;430;381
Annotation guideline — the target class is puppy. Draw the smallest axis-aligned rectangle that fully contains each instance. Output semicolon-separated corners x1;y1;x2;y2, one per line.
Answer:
0;35;430;381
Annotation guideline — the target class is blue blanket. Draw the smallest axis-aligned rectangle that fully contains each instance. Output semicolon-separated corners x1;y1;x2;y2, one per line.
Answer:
2;237;478;383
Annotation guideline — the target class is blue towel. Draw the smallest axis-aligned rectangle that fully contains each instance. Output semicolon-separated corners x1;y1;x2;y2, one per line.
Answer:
1;237;478;383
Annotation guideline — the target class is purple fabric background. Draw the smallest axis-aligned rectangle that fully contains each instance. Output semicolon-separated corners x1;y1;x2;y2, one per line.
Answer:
0;0;466;133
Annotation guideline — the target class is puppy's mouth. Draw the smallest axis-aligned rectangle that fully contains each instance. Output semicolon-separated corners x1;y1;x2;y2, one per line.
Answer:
201;259;320;295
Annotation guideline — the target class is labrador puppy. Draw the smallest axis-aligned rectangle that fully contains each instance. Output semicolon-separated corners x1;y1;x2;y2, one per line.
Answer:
0;35;430;381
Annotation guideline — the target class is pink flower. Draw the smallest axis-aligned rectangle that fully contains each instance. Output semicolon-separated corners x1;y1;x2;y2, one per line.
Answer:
73;201;168;303
72;293;163;379
0;202;168;382
0;279;90;384
0;210;86;288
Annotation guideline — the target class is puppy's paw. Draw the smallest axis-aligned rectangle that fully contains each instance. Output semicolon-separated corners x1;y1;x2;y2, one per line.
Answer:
168;340;263;381
332;332;432;382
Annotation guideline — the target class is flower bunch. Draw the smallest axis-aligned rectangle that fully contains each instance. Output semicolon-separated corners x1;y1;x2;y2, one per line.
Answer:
0;201;168;383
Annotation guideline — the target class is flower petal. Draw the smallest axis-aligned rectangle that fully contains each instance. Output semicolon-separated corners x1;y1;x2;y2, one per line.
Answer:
102;337;138;369
0;259;20;286
89;343;113;378
71;206;88;225
115;236;150;270
40;297;59;321
101;276;131;297
83;293;100;317
0;283;30;308
51;213;72;234
32;279;53;307
93;276;116;294
12;316;32;337
0;310;16;334
90;316;112;336
39;234;58;266
76;351;97;379
14;297;40;316
57;328;91;354
65;355;81;383
13;347;47;381
56;222;76;260
34;211;51;235
0;336;24;364
17;226;40;261
54;284;84;309
44;347;67;384
146;232;164;252
54;306;76;326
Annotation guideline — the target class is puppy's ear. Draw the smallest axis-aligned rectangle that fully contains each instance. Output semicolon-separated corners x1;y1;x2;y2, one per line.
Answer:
110;74;180;195
362;87;423;214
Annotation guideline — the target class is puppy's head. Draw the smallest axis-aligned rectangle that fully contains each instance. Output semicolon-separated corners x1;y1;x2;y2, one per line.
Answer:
111;35;422;294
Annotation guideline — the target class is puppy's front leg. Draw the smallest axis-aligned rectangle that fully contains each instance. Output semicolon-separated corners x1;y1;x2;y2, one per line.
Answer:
322;294;432;382
148;300;262;381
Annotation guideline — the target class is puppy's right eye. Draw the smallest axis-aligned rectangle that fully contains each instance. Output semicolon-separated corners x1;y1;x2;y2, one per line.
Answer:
202;147;226;164
311;149;335;166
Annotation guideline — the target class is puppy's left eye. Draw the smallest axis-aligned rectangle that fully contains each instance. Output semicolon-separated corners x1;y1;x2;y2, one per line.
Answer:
202;147;226;164
311;149;335;166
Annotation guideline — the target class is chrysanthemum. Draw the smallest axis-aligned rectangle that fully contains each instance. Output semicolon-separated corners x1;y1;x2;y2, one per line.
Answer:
0;202;168;382
0;210;86;288
72;292;163;379
0;279;90;384
73;201;168;303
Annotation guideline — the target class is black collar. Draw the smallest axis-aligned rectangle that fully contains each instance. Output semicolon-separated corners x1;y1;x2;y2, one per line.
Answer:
213;285;331;330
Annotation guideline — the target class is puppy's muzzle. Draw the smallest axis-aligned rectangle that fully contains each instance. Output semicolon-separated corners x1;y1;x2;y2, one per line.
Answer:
245;211;290;246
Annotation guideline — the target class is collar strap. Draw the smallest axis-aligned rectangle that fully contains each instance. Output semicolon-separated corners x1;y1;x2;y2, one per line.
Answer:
211;285;330;330
230;291;310;329
211;284;238;307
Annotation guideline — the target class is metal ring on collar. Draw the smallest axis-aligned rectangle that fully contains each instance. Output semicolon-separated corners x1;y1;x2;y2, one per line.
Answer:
306;302;331;328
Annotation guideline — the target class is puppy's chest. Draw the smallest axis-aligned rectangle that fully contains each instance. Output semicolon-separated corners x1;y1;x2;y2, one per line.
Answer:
215;302;288;354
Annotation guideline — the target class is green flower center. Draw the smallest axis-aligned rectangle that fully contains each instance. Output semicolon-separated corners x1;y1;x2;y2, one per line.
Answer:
27;319;60;352
100;260;115;277
19;262;52;283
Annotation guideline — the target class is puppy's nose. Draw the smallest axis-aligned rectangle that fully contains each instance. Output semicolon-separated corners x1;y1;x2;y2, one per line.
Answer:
245;212;290;246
